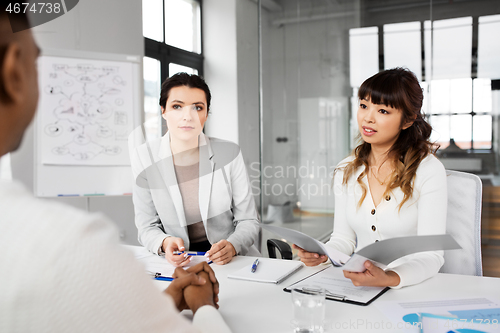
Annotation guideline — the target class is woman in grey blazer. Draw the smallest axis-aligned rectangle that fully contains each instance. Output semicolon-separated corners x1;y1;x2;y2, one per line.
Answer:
129;73;260;266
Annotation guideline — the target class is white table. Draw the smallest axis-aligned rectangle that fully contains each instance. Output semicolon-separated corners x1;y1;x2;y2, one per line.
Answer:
146;255;500;333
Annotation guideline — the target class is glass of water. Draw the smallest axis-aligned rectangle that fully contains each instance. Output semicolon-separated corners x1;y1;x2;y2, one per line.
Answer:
291;285;326;333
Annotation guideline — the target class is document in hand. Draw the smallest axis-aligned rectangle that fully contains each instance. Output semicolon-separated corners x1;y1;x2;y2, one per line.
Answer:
262;225;461;272
227;258;303;284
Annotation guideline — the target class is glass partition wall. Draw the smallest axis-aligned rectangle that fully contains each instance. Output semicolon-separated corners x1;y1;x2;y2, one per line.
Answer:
257;0;500;277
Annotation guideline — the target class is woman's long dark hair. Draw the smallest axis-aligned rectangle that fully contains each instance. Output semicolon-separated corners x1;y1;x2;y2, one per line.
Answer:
339;67;436;209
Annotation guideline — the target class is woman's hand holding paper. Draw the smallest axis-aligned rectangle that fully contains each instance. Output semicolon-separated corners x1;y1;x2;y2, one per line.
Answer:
343;260;401;287
293;244;328;266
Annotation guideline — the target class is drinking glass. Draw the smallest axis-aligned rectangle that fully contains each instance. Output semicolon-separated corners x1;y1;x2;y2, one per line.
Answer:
291;285;326;333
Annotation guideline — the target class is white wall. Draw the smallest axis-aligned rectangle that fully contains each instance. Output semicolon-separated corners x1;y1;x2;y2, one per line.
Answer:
203;0;239;144
203;0;261;208
10;0;144;245
236;0;260;170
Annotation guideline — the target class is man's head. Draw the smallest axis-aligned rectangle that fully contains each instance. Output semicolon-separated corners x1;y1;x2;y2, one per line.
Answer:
0;10;40;157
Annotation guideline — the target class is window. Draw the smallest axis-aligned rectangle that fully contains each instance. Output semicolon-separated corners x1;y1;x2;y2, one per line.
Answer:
142;0;203;139
429;78;492;150
142;0;163;42
164;0;201;53
169;63;198;76
350;16;496;151
143;57;162;141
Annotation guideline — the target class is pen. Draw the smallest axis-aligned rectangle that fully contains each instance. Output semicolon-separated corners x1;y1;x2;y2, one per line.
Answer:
251;259;259;273
173;251;207;256
153;272;174;281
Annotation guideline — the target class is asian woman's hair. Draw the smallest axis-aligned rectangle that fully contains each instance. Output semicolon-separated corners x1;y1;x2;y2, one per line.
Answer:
338;67;435;209
159;72;211;113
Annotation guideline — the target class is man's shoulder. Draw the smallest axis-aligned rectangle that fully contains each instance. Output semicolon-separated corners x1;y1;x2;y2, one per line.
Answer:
0;180;115;241
1;180;91;215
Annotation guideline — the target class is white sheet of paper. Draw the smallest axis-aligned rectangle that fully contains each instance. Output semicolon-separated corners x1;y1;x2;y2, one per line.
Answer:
354;234;461;266
375;297;500;331
227;258;303;284
341;254;388;272
420;313;499;333
38;56;134;166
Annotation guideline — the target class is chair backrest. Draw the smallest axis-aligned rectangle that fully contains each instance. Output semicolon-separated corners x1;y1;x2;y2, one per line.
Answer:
439;170;483;276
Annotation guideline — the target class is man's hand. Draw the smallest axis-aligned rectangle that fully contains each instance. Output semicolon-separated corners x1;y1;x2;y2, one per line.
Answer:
164;267;207;311
182;262;220;306
292;244;328;266
162;237;191;267
207;240;236;265
343;260;401;287
183;271;216;313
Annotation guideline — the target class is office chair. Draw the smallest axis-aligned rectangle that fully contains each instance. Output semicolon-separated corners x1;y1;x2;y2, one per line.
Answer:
439;169;483;276
267;239;293;260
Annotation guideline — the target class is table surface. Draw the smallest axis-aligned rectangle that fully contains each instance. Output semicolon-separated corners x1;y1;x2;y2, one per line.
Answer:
146;254;500;333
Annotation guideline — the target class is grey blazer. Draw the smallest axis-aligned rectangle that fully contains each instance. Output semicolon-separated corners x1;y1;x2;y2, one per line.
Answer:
129;132;260;256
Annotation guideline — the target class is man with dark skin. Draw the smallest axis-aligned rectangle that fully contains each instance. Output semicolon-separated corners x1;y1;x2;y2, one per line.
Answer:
0;10;230;333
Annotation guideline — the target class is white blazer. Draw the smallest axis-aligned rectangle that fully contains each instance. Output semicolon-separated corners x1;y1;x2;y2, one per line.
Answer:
129;131;260;256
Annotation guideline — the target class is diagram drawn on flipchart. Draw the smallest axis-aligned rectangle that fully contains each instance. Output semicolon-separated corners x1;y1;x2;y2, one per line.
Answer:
38;56;134;166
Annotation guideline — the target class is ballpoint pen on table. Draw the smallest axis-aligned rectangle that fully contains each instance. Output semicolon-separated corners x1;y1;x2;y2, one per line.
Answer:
251;259;259;273
152;272;174;281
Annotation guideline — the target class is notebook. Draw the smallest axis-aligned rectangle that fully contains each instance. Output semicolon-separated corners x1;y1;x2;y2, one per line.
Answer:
228;258;303;284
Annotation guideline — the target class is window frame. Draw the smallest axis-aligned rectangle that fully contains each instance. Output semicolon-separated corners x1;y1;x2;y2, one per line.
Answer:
143;0;204;134
427;78;494;151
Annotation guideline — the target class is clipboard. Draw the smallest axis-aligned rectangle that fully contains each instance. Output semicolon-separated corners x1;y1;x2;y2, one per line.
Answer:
283;266;390;306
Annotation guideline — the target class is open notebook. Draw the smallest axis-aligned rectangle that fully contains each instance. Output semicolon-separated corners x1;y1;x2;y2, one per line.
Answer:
228;258;303;284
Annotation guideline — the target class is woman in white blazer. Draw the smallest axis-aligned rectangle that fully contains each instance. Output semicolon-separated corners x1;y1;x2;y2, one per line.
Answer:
129;73;260;266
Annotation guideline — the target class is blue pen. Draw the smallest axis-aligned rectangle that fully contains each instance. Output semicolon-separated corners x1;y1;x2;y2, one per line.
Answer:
153;273;174;281
251;259;259;273
173;251;207;256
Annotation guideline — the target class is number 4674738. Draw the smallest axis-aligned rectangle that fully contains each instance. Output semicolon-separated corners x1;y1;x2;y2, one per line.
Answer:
5;2;61;14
